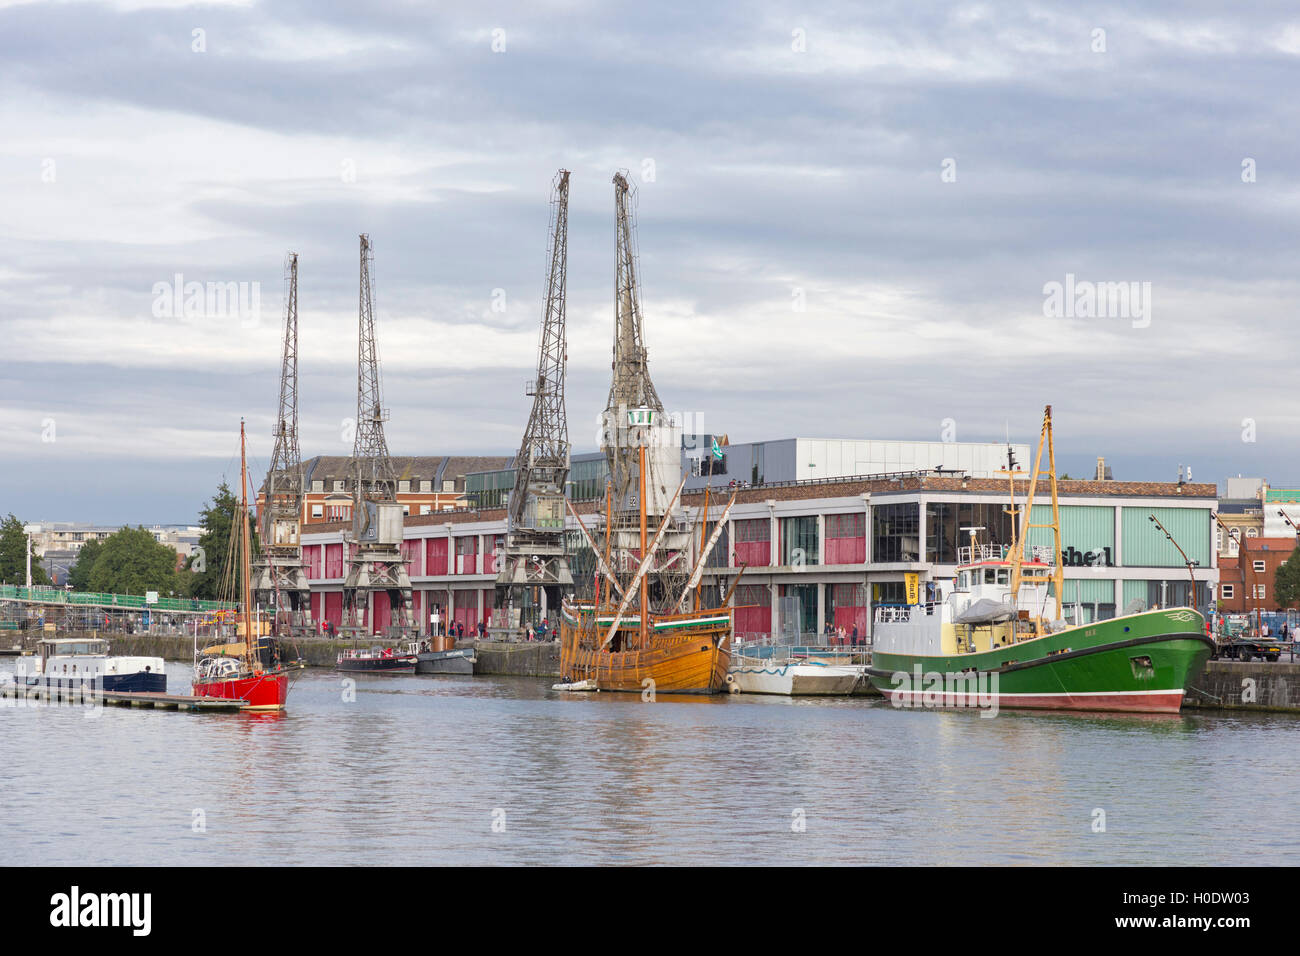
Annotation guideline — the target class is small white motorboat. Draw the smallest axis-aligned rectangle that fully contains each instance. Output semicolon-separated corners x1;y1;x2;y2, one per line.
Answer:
729;656;864;696
552;678;599;692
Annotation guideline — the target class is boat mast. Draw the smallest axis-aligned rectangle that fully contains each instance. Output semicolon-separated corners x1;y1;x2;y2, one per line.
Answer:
240;419;256;669
639;444;648;649
1008;405;1065;630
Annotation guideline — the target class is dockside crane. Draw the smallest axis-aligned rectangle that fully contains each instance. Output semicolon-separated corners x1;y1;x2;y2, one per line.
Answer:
495;170;574;629
602;171;691;613
254;252;313;635
341;234;415;638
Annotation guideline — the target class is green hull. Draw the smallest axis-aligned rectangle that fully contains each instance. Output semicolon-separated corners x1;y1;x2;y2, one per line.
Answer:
869;608;1214;714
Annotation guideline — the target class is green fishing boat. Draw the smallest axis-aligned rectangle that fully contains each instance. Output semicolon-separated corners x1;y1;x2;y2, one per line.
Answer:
867;407;1214;715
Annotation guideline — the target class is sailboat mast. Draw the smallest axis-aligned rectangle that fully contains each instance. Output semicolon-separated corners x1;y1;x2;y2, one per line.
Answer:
639;444;648;649
240;420;256;668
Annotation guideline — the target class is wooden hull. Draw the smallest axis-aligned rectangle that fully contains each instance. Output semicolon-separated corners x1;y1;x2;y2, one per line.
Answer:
559;609;731;694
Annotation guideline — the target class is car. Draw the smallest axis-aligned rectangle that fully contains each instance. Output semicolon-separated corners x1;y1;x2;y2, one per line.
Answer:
1214;637;1287;663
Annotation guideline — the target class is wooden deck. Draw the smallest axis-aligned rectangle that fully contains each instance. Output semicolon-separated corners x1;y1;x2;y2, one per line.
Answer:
0;683;247;712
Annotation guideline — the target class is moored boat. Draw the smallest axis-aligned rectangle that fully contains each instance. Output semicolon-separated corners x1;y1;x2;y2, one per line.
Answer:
337;642;419;674
557;174;736;694
866;406;1213;715
190;420;299;711
415;646;476;675
17;637;166;694
729;654;864;696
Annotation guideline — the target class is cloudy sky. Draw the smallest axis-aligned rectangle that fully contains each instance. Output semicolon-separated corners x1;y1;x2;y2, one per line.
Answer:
2;0;1298;525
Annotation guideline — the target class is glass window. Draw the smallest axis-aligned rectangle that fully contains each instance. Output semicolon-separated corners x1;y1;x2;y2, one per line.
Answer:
872;581;907;605
780;516;819;566
925;501;1017;563
873;503;919;563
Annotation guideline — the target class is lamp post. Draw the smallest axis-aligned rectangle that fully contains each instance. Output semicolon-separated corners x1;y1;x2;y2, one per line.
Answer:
21;524;37;589
1147;514;1199;612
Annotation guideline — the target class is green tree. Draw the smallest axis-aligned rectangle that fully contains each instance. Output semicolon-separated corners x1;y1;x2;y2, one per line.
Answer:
186;481;259;600
87;526;182;596
67;538;102;592
0;514;51;586
1274;556;1300;609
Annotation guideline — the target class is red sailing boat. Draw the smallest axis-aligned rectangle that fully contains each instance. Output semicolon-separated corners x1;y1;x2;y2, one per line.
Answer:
191;420;297;711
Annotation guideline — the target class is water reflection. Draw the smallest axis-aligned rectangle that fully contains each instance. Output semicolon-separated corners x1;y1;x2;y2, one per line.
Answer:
2;659;1298;865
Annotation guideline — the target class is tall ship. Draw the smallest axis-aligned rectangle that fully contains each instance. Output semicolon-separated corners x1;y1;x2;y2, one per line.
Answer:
557;173;733;694
191;420;299;711
867;406;1214;714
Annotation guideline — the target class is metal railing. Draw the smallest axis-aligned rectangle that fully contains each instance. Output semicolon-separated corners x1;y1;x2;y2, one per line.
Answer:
0;585;236;614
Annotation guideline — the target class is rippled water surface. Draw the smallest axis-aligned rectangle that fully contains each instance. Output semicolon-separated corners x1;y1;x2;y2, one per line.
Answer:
3;661;1298;865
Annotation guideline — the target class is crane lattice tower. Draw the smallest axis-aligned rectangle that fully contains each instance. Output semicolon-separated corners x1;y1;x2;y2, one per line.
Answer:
495;170;575;628
342;234;415;636
254;252;313;634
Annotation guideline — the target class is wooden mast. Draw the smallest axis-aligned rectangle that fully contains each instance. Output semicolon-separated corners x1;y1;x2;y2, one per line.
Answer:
239;419;256;670
638;444;648;651
696;485;710;612
601;482;614;613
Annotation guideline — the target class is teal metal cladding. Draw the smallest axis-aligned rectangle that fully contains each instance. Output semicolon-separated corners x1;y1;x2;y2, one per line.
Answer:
1121;507;1211;568
1025;504;1115;564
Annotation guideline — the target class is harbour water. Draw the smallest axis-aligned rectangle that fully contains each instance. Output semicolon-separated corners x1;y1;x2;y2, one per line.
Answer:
3;660;1298;866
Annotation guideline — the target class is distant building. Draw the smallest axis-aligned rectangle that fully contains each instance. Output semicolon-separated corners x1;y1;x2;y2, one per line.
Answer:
680;437;1032;490
1217;536;1298;613
26;523;201;559
270;455;515;527
1263;483;1300;538
1216;477;1264;558
463;437;1039;508
24;522;202;586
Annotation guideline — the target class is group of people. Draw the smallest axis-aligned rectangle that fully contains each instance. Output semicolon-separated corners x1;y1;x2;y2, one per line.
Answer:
822;621;863;646
518;618;551;643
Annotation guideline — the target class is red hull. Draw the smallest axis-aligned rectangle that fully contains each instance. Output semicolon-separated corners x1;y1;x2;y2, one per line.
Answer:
888;689;1185;714
192;669;290;711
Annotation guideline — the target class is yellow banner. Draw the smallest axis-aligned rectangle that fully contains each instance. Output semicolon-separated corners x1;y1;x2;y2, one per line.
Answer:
904;573;920;606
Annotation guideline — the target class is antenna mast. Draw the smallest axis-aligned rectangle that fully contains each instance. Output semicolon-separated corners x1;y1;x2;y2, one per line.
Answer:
342;234;414;637
496;170;574;628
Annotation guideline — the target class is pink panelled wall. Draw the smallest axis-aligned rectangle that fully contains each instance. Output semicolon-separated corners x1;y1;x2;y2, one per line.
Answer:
452;598;478;632
310;591;323;625
483;535;504;574
323;591;342;627
829;583;868;641
371;591;391;634
733;584;771;639
302;544;324;579
324;543;344;578
401;538;423;576
426;538;448;576
455;536;478;575
824;513;866;565
733;518;771;568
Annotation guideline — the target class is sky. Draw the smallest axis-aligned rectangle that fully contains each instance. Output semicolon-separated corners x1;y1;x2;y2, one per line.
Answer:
2;0;1299;525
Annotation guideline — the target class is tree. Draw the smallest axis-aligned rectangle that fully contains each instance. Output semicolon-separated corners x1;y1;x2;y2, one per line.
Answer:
0;514;51;586
87;526;182;597
1274;555;1300;609
186;480;259;600
67;538;102;592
